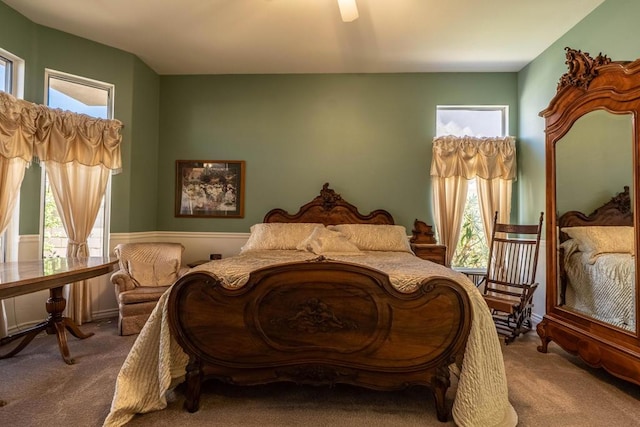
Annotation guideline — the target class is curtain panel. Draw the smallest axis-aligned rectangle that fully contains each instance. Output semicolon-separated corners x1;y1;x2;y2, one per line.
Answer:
0;93;38;162
432;176;469;265
0;90;123;333
430;136;516;265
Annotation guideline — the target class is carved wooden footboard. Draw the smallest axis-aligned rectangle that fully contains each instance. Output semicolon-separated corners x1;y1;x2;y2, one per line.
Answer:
168;258;472;422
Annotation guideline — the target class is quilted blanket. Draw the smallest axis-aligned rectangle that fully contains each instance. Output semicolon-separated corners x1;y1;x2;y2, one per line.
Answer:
564;248;635;331
103;251;517;427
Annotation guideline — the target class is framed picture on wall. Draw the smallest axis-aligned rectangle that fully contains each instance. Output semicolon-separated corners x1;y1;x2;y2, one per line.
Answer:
175;160;245;218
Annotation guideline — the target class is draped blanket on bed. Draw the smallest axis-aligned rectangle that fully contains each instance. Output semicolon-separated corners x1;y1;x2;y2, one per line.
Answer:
563;247;636;331
103;251;517;427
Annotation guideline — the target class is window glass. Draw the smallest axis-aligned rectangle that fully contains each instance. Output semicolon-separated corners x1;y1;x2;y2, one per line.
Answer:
0;56;7;261
437;106;506;137
0;56;9;92
47;76;109;119
42;70;113;258
436;106;508;268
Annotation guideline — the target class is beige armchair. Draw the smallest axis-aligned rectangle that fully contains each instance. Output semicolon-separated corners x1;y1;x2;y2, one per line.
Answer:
111;242;189;335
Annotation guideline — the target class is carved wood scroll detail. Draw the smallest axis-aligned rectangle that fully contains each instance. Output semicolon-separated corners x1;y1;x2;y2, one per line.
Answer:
410;219;437;244
558;47;611;91
603;185;632;215
318;182;342;210
272;297;358;333
276;364;358;384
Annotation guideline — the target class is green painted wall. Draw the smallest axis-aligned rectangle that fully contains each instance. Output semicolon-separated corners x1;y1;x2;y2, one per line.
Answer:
120;58;160;233
0;3;36;99
158;73;518;232
0;1;160;234
517;0;640;224
1;2;523;236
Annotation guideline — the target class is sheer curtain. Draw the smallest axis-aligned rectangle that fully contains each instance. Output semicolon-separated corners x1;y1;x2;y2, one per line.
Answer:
0;91;123;328
0;94;37;236
35;109;122;324
45;161;111;323
431;176;469;265
431;135;516;265
477;177;512;244
0;92;38;337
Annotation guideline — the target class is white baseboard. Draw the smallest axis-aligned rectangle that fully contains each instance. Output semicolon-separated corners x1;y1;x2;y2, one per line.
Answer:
531;312;543;325
6;309;118;336
6;319;42;336
91;308;119;320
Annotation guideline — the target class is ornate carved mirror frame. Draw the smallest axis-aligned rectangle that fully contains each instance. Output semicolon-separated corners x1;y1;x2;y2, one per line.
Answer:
538;47;640;385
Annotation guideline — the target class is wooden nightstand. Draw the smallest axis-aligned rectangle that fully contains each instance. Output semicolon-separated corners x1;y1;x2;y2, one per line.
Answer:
409;219;448;266
187;253;222;268
410;243;447;266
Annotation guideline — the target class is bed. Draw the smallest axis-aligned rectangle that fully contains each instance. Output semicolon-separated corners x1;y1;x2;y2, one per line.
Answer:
558;186;636;332
103;184;517;427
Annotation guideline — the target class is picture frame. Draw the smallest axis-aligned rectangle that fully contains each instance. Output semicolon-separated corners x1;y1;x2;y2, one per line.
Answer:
175;160;245;218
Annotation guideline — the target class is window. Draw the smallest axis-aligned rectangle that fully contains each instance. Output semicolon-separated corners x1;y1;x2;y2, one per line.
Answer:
41;70;114;258
0;55;11;92
436;105;508;268
0;48;24;263
0;54;7;262
0;47;24;98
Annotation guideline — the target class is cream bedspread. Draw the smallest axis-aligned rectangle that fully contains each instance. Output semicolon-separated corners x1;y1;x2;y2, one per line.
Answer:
103;251;517;427
564;248;636;331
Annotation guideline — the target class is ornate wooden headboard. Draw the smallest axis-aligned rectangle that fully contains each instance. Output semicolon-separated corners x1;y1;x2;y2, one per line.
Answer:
263;183;395;225
558;186;633;243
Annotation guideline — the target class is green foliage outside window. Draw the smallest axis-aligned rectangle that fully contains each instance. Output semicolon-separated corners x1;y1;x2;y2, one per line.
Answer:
43;184;65;258
451;189;488;269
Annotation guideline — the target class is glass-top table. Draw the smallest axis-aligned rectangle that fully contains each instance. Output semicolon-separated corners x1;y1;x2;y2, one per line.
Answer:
0;257;118;365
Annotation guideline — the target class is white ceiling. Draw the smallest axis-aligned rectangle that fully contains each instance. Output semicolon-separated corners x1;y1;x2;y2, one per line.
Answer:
3;0;606;75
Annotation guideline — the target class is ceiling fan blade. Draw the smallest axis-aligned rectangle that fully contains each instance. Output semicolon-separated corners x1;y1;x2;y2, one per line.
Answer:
338;0;359;22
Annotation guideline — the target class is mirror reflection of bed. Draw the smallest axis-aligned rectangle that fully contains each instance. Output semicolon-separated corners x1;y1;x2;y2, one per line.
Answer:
554;110;635;332
557;187;636;332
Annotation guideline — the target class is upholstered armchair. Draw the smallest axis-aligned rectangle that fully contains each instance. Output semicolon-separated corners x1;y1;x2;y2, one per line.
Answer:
111;242;189;335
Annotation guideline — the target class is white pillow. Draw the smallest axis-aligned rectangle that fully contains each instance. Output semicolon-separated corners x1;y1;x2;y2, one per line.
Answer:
328;224;412;252
297;226;362;255
240;223;324;253
561;226;634;256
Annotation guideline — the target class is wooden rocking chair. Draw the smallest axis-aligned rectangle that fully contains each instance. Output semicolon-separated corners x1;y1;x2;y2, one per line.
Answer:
481;211;544;344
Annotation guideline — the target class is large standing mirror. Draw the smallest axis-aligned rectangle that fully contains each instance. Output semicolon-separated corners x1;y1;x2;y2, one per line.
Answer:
555;111;635;332
538;48;640;386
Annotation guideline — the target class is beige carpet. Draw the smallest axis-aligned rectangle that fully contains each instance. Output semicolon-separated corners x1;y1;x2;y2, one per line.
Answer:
1;318;639;427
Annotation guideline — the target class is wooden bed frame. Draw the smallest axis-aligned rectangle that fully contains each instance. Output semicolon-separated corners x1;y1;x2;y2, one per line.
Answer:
167;183;472;422
557;186;633;305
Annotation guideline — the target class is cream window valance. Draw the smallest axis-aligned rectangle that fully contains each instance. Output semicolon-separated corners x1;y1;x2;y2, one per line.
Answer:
430;135;516;180
0;90;123;170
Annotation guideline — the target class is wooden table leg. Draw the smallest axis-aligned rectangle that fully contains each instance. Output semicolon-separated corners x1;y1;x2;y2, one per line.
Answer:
45;286;94;365
0;286;94;365
0;321;48;359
